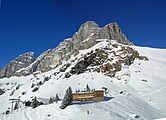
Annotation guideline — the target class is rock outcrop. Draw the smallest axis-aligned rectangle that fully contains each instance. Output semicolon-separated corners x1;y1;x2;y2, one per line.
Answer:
0;52;35;78
69;44;148;77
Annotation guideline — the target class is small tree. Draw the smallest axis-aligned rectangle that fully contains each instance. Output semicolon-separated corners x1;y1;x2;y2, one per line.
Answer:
49;97;54;104
86;84;90;91
55;94;59;103
77;89;80;92
60;87;72;109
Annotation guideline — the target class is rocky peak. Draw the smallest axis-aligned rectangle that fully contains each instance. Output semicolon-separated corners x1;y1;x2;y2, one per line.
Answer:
72;21;99;48
72;21;133;50
79;21;99;33
80;21;99;29
15;52;35;62
103;23;132;45
0;52;35;78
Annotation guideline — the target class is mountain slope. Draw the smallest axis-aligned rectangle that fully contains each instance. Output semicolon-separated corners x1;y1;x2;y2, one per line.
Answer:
0;43;166;120
129;46;166;112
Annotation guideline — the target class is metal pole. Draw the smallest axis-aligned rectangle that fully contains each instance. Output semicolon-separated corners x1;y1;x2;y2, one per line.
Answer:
11;100;13;113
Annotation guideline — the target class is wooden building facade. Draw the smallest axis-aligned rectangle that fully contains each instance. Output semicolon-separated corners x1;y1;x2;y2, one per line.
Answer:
72;90;104;102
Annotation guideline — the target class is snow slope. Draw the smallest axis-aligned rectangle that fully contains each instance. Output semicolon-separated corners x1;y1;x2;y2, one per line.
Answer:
0;44;166;120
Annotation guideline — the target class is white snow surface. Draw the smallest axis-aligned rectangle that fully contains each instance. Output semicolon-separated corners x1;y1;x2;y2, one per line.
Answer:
0;43;166;120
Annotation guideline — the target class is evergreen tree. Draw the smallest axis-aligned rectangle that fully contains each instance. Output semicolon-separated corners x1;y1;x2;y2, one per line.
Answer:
55;94;59;103
77;89;80;92
86;84;90;91
60;87;72;109
49;97;54;104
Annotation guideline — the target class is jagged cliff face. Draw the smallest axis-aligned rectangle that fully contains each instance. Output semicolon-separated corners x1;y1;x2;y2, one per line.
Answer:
0;21;135;78
0;52;35;78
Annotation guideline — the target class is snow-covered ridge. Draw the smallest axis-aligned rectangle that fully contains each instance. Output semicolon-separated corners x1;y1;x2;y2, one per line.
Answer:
0;45;166;120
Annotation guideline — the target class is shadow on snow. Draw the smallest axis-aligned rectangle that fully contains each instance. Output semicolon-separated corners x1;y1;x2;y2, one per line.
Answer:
104;96;114;101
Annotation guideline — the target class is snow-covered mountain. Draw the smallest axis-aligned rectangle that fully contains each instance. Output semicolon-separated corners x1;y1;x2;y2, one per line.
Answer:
0;21;166;120
0;21;133;78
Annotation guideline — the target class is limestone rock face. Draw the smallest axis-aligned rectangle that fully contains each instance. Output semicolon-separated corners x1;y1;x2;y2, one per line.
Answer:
36;50;62;71
0;52;35;78
103;23;132;45
73;21;133;49
72;21;99;49
14;49;52;76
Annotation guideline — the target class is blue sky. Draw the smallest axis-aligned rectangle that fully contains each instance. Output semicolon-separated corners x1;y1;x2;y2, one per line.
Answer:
0;0;166;69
